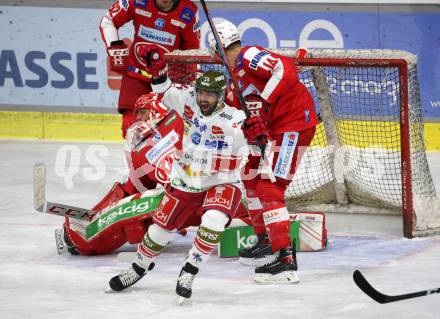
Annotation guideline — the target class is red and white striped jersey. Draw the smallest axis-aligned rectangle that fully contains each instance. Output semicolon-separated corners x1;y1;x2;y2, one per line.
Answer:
100;0;200;68
226;45;319;134
152;79;249;191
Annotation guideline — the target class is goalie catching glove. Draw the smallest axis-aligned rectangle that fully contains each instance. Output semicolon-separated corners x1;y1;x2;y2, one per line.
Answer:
126;43;167;82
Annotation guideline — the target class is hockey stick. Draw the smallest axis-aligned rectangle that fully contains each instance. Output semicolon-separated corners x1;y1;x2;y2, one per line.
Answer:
33;164;95;221
353;270;440;304
199;0;267;158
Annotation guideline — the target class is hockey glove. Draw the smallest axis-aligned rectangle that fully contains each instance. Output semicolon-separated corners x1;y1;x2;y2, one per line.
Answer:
107;40;129;75
245;94;270;125
242;116;269;148
137;44;167;79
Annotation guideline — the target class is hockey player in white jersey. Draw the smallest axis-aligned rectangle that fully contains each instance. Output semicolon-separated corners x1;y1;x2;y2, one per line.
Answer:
108;68;249;303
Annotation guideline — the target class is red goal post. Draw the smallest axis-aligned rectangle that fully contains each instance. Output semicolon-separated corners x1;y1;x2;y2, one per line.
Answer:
164;48;439;238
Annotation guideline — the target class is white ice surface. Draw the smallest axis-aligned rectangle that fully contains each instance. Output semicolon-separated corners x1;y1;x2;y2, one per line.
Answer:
1;140;440;319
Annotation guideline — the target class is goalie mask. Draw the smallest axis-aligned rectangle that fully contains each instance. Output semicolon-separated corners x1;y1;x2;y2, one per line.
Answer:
207;20;241;53
195;70;227;116
134;93;168;125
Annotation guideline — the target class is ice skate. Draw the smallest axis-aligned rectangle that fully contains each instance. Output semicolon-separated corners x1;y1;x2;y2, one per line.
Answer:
238;233;273;266
54;226;78;255
109;262;155;292
176;262;199;304
254;246;299;284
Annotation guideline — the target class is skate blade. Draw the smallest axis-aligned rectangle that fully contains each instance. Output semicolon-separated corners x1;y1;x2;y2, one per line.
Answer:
54;229;66;255
238;256;269;267
104;287;119;294
254;271;300;284
177;295;191;305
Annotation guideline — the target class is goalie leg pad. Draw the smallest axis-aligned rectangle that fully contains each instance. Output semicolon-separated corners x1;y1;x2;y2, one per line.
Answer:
64;224;94;256
91;182;129;212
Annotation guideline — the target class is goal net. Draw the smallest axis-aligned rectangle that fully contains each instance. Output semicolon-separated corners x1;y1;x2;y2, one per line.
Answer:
165;48;439;238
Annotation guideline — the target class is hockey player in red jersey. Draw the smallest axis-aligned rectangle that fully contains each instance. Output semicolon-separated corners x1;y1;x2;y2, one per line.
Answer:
107;68;249;303
55;93;184;256
208;21;319;284
100;0;200;137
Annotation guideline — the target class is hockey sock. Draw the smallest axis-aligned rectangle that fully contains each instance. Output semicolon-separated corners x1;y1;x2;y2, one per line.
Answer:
262;206;291;252
245;187;266;235
247;196;266;235
186;209;228;268
136;223;174;269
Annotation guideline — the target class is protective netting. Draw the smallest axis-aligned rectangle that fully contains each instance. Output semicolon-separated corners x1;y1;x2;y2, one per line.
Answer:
165;49;439;237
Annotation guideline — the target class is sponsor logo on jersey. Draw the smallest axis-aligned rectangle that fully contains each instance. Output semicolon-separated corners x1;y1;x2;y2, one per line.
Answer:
152;132;161;141
193;118;207;132
193;19;200;32
138;25;176;46
209;125;225;141
305;109;310;123
249;50;270;70
191;132;201;145
203;185;235;209
135;8;152;17
274;132;299;179
219;112;233;121
171;19;186;28
180;7;194;22
164;113;176;126
183;105;194;125
155;18;166;30
236;53;244;68
146;130;179;163
212;126;224;135
205;139;229;150
263;209;282;224
120;0;129;10
184;153;208;164
237;79;244;90
134;0;147;8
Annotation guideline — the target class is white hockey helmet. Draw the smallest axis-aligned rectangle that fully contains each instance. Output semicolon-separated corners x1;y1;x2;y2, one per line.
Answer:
207;20;241;52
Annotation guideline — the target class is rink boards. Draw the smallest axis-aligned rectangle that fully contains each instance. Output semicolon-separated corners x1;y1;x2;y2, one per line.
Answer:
1;110;439;150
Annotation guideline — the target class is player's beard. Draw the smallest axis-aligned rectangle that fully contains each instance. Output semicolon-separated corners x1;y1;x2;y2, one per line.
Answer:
198;99;217;116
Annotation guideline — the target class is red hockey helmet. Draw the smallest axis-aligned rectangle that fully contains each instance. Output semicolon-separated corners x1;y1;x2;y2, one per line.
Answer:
134;93;168;124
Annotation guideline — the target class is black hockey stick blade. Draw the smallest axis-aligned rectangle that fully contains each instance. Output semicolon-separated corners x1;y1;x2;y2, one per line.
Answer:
353;270;440;304
33;163;94;220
